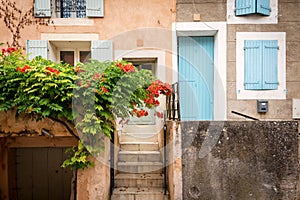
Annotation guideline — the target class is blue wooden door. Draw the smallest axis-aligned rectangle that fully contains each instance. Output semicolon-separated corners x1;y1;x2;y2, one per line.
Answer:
178;36;214;120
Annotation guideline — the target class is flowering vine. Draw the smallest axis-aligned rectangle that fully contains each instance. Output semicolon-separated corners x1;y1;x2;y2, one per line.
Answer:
0;48;172;169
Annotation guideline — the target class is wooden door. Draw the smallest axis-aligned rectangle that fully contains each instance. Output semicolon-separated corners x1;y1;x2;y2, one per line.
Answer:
8;147;73;200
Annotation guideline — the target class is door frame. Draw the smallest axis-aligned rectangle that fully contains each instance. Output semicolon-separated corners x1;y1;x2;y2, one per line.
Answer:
114;50;166;133
172;22;227;120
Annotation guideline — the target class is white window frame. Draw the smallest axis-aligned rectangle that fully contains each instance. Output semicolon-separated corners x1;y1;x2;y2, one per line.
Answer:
172;22;227;120
41;33;98;62
227;0;278;24
236;32;286;100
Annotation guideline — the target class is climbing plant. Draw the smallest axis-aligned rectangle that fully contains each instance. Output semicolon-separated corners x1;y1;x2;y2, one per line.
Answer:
0;48;172;169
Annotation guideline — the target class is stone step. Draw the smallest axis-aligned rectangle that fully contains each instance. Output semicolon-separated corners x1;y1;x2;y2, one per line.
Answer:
114;173;164;188
120;141;159;151
119;132;158;143
111;187;169;200
118;150;161;162
117;161;163;174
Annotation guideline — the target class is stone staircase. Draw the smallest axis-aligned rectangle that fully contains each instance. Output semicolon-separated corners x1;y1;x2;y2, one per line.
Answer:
111;132;169;200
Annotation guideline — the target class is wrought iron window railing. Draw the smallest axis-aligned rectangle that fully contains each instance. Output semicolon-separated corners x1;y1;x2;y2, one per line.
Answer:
55;0;86;18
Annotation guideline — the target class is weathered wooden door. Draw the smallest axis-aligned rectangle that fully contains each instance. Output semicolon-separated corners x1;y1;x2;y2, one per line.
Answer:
178;36;214;120
9;147;73;200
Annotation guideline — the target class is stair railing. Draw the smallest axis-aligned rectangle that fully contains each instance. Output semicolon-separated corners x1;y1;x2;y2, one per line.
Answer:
110;132;114;195
166;82;181;121
163;111;167;195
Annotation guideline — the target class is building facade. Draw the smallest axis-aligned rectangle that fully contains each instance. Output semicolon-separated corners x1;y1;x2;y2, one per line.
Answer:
0;0;175;199
175;0;300;121
1;0;300;199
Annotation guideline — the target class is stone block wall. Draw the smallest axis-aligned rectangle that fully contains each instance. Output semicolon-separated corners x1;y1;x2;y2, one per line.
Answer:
181;121;299;200
176;0;300;120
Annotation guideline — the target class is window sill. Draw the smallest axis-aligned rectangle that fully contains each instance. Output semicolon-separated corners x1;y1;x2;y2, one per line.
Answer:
49;18;94;26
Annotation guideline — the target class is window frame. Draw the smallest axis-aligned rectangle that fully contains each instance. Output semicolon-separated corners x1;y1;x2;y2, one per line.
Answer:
236;32;286;100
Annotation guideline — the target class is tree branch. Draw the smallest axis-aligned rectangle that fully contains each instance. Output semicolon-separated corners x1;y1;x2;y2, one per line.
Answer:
48;117;80;140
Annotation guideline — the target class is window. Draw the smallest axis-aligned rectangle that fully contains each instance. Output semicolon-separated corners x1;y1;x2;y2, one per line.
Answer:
80;51;91;63
244;40;278;90
26;40;112;64
59;50;91;65
235;0;271;16
55;0;86;18
34;0;104;18
60;51;74;65
125;59;156;75
236;32;286;100
227;0;278;24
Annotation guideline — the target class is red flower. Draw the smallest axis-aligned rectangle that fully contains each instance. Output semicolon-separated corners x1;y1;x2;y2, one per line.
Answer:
143;80;172;108
101;86;109;93
136;110;148;117
7;47;16;53
73;66;85;73
2;47;16;55
46;67;60;75
116;62;136;73
16;65;32;73
122;64;136;73
155;111;164;118
92;73;100;80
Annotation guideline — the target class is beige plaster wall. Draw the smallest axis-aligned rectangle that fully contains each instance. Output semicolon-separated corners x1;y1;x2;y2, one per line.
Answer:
0;1;176;199
77;138;111;200
166;121;182;200
0;0;175;43
0;109;73;137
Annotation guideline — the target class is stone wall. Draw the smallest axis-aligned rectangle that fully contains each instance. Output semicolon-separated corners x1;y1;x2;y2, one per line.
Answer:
180;121;299;200
176;0;300;120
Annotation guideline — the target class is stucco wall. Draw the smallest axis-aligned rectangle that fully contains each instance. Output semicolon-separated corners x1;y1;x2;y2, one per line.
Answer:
0;0;175;43
176;0;300;120
180;121;299;200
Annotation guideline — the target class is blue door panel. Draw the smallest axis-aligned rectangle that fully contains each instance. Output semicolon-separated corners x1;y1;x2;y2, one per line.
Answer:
178;36;214;121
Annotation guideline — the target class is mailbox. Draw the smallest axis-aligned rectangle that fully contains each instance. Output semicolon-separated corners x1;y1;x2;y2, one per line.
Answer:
257;100;268;113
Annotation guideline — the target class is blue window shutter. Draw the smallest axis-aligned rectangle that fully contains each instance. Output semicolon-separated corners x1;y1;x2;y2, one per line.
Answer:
91;40;113;61
34;0;51;17
26;40;48;60
244;40;263;90
256;0;271;16
86;0;104;17
235;0;256;16
262;40;278;90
